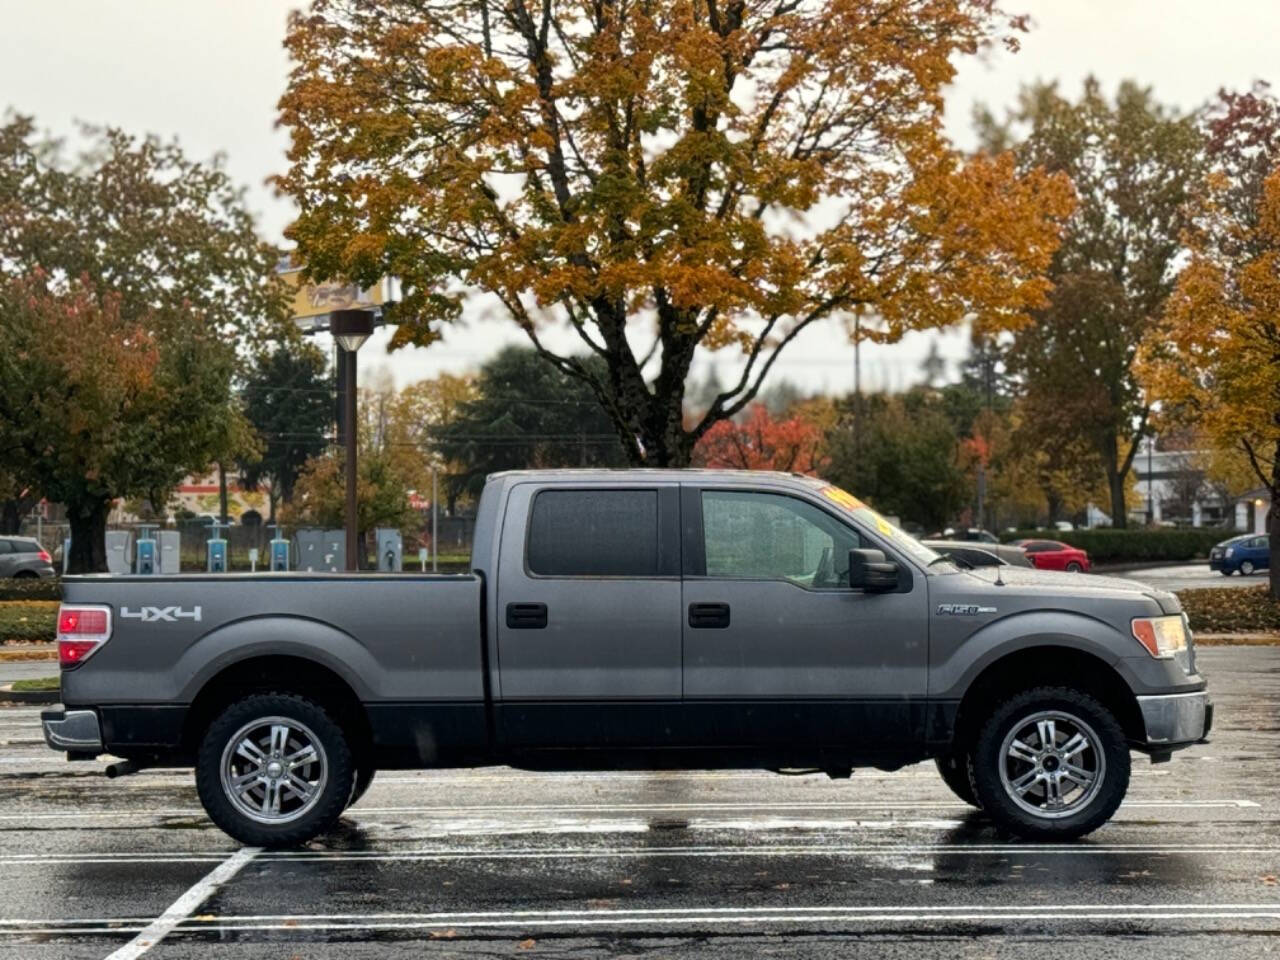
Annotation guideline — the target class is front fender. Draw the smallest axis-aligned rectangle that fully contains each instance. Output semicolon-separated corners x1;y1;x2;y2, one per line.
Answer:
931;610;1134;701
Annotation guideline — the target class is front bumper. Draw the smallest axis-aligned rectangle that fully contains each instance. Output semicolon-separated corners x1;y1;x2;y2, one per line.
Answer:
41;706;104;754
1138;691;1212;747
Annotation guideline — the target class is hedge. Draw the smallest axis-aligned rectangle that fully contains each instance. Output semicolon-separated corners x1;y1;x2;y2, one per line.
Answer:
0;603;57;644
1178;585;1280;633
1001;528;1234;564
0;578;61;602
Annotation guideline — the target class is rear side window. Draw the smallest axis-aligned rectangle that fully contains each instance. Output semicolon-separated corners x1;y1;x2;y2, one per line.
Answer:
1022;541;1052;554
0;540;12;554
527;489;660;577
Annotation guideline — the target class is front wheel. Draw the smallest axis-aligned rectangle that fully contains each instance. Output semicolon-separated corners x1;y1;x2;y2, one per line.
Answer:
970;686;1129;840
196;692;354;847
1065;561;1083;573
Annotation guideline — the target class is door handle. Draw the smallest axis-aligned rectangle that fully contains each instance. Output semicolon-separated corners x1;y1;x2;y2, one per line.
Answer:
688;601;730;629
506;602;548;629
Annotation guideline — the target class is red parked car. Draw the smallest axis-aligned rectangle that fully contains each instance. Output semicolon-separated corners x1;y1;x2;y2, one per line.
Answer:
1012;539;1091;573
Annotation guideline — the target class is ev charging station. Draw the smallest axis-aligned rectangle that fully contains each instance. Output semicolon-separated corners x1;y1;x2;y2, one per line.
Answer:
375;528;403;572
206;521;229;573
269;525;290;572
134;525;159;575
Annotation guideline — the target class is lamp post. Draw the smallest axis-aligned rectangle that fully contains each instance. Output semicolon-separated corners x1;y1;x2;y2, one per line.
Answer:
330;309;375;571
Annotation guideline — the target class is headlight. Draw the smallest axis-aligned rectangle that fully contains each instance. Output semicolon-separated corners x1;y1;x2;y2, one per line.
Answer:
1131;615;1188;659
1225;547;1234;558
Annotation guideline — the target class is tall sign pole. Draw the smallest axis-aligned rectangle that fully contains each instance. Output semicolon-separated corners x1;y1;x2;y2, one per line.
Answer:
330;310;375;572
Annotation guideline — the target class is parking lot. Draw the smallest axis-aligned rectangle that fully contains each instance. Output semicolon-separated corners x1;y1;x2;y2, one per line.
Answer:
0;645;1273;959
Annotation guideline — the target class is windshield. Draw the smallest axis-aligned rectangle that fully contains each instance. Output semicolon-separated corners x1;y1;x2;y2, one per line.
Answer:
802;479;952;570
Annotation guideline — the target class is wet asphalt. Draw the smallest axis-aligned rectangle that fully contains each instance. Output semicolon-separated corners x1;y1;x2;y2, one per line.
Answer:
0;645;1276;959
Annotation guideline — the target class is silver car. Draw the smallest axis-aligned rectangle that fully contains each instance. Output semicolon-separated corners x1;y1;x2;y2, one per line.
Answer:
922;539;1033;569
0;537;56;578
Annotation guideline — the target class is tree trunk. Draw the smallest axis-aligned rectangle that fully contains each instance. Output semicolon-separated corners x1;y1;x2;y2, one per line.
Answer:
1099;434;1128;529
67;497;110;574
1270;439;1279;601
0;501;21;535
218;463;229;524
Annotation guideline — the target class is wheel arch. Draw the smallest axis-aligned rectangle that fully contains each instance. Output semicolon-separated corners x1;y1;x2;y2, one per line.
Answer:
952;646;1145;750
182;654;372;757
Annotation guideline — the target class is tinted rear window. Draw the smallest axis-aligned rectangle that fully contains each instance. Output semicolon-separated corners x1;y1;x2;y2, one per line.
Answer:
527;489;660;577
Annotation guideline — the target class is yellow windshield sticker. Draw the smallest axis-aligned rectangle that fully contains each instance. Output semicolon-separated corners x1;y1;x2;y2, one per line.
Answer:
821;486;865;512
874;516;893;535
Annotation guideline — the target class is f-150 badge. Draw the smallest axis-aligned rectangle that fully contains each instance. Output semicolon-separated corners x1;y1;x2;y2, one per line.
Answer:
936;603;997;616
120;606;202;623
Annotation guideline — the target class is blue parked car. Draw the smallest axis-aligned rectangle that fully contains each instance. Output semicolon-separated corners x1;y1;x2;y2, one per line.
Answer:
1209;533;1271;576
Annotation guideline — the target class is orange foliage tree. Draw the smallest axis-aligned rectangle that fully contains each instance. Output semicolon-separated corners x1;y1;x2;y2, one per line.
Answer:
278;0;1072;465
694;404;828;474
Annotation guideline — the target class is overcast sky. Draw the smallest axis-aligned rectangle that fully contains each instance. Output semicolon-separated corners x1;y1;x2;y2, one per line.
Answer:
4;0;1278;394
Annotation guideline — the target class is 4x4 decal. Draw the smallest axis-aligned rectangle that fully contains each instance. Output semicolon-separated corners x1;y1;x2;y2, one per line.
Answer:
119;606;202;623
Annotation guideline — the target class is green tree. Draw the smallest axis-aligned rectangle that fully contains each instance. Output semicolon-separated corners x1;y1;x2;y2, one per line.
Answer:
0;115;289;356
432;347;628;503
276;0;1072;466
238;342;334;521
0;277;247;572
977;79;1206;527
824;389;967;531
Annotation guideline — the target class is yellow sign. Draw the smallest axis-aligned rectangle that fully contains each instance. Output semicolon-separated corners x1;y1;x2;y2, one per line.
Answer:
820;486;865;512
278;262;390;322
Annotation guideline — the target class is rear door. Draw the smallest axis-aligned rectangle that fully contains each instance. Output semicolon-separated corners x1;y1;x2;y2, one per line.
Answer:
494;481;684;748
680;485;930;754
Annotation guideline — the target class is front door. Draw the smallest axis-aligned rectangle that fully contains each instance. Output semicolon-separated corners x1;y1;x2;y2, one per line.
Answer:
680;486;929;756
495;482;683;749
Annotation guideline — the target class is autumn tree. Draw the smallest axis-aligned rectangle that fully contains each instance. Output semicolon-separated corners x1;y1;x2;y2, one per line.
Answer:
1144;121;1280;595
693;402;829;473
0;277;248;573
978;79;1205;526
238;341;335;521
277;0;1071;466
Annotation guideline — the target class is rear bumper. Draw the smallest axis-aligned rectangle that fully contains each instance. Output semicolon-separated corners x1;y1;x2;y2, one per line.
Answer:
1137;691;1212;748
41;706;103;754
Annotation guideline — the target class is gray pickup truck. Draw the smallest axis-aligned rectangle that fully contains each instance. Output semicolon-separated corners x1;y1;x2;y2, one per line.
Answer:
43;470;1211;846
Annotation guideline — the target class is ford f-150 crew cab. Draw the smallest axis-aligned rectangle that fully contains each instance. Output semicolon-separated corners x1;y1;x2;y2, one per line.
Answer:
42;470;1212;846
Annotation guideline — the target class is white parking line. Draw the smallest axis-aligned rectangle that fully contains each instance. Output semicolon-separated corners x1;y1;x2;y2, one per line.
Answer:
4;900;1280;937
1;841;1278;867
0;798;1257;820
102;846;258;959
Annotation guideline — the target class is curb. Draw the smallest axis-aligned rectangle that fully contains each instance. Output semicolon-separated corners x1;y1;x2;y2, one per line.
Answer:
0;650;57;663
0;683;59;705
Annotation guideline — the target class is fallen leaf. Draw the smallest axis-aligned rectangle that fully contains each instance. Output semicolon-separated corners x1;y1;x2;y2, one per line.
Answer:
517;938;537;949
430;928;459;939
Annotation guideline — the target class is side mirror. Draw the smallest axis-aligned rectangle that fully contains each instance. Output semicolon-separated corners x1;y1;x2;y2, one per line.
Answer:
848;548;899;593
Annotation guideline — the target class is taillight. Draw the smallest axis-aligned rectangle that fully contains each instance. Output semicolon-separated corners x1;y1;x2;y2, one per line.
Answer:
38;549;51;563
56;604;112;669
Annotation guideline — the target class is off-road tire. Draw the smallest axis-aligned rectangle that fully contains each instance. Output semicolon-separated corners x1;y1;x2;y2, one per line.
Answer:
971;686;1129;841
935;752;981;807
196;692;354;847
349;764;376;807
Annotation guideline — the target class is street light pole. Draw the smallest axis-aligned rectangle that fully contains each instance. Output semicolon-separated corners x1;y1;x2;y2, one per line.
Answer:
330;309;375;572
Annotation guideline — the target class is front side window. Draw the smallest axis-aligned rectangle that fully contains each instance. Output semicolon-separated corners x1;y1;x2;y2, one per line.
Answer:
701;491;862;588
527;489;660;577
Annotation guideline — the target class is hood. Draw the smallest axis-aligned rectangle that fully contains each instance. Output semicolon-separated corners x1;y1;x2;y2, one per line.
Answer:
957;565;1183;615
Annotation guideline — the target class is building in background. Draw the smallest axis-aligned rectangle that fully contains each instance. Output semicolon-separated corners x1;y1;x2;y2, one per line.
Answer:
1130;439;1233;528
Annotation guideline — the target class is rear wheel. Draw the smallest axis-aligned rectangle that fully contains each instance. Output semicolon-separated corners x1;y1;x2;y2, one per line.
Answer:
934;752;980;807
1241;560;1256;576
970;686;1129;840
196;692;354;847
1065;561;1083;573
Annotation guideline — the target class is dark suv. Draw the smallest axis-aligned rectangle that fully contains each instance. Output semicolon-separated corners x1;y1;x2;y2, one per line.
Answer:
0;537;55;578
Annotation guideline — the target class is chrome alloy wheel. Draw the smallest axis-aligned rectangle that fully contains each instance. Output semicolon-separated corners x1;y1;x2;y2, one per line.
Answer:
220;716;328;824
998;710;1105;819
